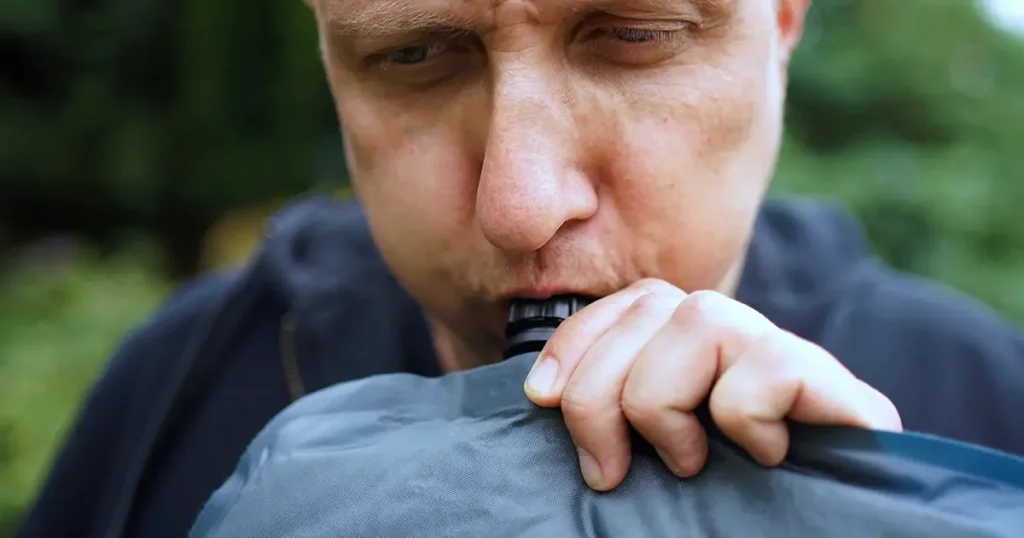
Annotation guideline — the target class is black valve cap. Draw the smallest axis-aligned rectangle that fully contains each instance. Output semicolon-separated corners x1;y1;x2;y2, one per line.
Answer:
503;295;594;361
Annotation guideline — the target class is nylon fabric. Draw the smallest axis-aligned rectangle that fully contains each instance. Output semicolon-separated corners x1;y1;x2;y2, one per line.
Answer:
191;355;1024;538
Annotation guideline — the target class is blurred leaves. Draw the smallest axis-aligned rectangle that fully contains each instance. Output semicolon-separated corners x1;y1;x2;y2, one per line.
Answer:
776;0;1024;321
1;0;333;275
0;246;170;535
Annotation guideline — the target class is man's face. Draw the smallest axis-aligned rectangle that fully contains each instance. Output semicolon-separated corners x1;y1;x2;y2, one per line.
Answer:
313;0;809;360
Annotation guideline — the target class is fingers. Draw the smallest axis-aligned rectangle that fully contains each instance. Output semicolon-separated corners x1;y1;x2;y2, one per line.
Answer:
525;279;685;406
624;290;899;473
522;280;683;491
709;327;903;467
557;291;684;490
623;291;775;476
522;287;648;406
522;281;903;491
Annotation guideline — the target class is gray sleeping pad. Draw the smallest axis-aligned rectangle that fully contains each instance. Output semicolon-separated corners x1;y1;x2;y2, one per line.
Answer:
191;355;1024;537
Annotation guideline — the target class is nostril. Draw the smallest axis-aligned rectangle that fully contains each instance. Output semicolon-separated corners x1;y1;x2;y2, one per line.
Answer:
476;158;599;254
478;210;559;255
477;90;594;253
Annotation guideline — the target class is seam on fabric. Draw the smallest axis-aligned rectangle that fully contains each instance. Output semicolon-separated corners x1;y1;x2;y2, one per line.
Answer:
280;312;307;401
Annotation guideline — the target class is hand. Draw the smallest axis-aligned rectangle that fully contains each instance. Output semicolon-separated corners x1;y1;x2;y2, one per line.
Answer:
523;279;902;491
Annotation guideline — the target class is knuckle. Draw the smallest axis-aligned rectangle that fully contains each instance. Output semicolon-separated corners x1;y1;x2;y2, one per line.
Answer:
625;291;675;318
752;331;795;370
673;290;725;323
672;290;769;345
620;389;663;428
670;291;726;333
560;383;605;420
687;289;729;310
759;330;834;377
628;290;659;310
633;278;683;298
708;389;748;431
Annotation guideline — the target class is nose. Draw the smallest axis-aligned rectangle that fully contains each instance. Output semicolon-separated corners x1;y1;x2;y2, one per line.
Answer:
476;66;599;255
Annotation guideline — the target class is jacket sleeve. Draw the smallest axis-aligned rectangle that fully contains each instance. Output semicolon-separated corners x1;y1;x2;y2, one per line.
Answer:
15;273;235;538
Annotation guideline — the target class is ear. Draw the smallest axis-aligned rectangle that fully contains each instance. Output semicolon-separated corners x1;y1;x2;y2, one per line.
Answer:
341;129;359;176
776;0;811;63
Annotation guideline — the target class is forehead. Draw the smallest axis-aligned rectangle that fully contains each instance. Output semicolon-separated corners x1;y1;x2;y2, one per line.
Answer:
320;0;736;38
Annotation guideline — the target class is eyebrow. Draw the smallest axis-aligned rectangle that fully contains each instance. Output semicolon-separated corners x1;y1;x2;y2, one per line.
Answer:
322;0;728;41
321;0;476;40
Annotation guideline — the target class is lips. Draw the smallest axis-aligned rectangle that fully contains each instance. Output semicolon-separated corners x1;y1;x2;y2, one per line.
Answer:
501;286;597;301
493;287;596;324
506;295;596;325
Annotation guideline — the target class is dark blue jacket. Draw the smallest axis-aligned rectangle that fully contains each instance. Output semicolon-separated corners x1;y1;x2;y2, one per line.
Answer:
16;195;1024;538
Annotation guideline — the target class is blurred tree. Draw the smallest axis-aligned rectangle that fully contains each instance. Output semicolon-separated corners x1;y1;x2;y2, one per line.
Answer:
0;0;336;277
778;0;1024;320
0;247;170;536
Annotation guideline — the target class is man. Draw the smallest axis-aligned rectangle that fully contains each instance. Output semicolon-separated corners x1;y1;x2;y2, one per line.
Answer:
18;0;1024;537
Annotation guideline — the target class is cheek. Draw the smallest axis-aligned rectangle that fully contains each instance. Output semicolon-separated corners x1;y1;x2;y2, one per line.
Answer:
616;63;769;202
600;51;778;288
334;85;480;280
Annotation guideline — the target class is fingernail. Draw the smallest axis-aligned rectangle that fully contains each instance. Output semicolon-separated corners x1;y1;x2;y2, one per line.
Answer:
656;447;683;477
526;356;558;395
577;446;604;489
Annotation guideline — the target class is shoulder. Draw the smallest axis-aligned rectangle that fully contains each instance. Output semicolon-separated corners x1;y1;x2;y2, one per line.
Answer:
257;194;439;378
64;269;247;449
829;262;1024;455
101;269;242;385
71;265;255;444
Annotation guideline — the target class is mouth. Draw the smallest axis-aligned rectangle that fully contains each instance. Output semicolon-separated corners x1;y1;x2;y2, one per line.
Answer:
498;278;628;302
500;286;598;301
496;286;607;327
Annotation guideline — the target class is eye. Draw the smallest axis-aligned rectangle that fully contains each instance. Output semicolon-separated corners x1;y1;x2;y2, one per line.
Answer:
575;21;693;66
362;36;481;89
385;43;448;66
607;27;673;44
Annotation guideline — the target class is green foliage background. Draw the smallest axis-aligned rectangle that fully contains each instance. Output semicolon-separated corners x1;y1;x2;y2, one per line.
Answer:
0;0;1022;535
